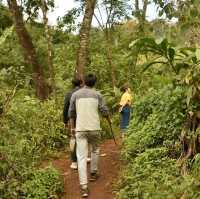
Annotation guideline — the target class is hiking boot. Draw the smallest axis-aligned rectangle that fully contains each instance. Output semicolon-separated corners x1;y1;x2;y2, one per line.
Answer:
89;172;99;182
70;162;78;170
80;187;89;198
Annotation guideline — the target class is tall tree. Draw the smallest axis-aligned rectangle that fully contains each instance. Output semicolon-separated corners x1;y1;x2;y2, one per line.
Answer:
133;0;150;33
40;0;56;99
76;0;96;80
94;0;130;88
22;0;56;94
7;0;49;100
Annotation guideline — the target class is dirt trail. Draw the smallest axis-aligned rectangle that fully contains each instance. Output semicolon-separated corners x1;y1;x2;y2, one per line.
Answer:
51;139;121;199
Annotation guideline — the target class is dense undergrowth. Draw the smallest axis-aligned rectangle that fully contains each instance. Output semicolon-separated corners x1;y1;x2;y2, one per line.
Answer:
0;92;65;199
117;85;200;199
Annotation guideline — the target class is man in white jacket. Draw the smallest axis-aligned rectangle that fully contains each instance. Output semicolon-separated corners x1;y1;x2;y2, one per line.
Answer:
68;74;110;198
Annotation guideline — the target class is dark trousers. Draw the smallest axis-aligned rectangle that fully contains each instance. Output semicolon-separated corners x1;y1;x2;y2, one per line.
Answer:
71;141;77;162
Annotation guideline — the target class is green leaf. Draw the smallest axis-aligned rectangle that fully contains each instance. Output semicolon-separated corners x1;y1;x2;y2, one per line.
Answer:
168;47;175;61
142;61;168;72
175;63;190;73
0;26;14;46
155;37;164;45
160;38;168;51
129;38;140;48
186;86;193;107
195;49;200;60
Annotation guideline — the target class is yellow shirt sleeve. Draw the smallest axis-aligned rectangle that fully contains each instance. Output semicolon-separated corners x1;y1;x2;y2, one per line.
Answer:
119;92;132;106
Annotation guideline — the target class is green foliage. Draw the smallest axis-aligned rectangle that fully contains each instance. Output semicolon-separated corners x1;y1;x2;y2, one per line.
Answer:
129;37;177;73
0;95;66;199
57;7;82;32
154;0;176;19
130;37;200;109
22;166;63;199
1;95;66;160
116;83;200;198
0;166;63;199
0;4;13;33
23;0;55;21
0;27;24;73
118;148;183;199
101;86;121;110
99;0;131;24
0;25;13;46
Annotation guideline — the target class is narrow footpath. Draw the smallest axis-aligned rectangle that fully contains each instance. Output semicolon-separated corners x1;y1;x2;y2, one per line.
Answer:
50;139;121;199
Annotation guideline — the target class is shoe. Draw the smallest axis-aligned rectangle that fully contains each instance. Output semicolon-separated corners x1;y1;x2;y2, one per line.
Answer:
70;162;78;170
89;172;99;182
87;158;91;163
80;187;89;198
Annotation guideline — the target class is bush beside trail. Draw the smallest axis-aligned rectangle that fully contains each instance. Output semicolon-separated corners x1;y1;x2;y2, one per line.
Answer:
123;85;186;160
118;85;200;199
0;95;65;199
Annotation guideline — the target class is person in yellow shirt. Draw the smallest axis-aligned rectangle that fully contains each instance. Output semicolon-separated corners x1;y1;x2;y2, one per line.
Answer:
119;85;132;138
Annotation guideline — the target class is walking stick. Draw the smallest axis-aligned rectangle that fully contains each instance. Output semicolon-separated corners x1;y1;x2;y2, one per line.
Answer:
109;122;117;145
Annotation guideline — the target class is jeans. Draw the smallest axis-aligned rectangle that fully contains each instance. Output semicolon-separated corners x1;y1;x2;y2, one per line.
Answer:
120;105;131;130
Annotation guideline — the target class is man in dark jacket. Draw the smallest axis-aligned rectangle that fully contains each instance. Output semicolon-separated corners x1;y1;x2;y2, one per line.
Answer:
63;78;82;169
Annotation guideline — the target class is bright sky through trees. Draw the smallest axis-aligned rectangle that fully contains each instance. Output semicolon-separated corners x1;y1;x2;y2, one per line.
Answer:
1;0;159;25
48;0;159;25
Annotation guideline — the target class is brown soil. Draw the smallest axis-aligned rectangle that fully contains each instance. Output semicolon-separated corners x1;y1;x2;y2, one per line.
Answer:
50;139;121;199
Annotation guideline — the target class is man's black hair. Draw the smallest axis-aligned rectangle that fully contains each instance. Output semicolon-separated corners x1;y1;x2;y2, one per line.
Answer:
72;78;82;87
84;73;97;87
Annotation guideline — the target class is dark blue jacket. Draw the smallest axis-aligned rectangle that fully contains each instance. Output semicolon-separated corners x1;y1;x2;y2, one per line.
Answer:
63;86;80;124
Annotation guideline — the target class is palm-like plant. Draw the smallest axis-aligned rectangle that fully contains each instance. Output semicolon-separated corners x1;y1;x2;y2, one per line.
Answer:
130;36;200;175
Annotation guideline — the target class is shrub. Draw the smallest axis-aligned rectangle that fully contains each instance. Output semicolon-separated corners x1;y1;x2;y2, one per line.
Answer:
0;95;66;199
123;85;186;160
117;85;200;198
22;166;63;199
118;148;183;199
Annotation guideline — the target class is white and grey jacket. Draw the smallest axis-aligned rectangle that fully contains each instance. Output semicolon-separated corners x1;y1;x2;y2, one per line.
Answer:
68;86;109;132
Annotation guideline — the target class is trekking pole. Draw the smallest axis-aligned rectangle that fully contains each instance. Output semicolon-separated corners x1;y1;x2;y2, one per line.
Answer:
109;122;117;145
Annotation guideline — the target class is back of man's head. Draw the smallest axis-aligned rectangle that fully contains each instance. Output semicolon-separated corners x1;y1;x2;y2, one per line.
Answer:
84;73;97;87
72;78;82;87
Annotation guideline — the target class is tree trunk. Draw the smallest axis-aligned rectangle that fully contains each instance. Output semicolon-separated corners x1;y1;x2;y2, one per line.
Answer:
7;0;49;100
76;0;96;80
142;0;148;21
105;29;117;88
135;0;139;12
134;0;149;34
41;0;56;100
94;12;117;88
